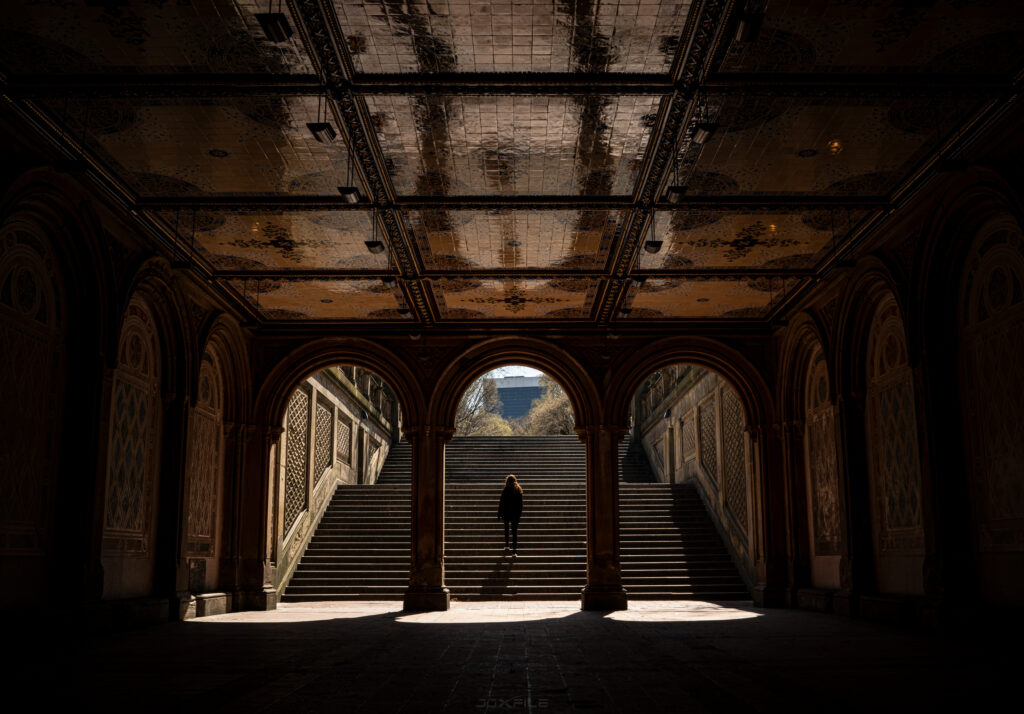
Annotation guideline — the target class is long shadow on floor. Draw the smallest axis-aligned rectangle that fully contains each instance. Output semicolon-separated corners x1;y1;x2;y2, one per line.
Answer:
31;602;1020;714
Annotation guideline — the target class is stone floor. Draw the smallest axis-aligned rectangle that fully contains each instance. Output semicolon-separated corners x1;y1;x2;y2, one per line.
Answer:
23;600;1017;713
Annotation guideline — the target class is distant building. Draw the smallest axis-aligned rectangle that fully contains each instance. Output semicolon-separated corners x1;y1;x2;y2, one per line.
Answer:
489;376;543;420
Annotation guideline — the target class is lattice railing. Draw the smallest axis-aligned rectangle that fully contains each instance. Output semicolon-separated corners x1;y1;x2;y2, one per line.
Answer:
313;398;333;486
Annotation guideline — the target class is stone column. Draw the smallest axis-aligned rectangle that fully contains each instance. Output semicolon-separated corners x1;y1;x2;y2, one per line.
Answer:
232;424;281;611
403;425;451;611
579;425;628;611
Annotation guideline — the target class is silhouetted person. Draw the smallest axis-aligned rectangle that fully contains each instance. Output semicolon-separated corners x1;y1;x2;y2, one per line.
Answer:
498;474;524;557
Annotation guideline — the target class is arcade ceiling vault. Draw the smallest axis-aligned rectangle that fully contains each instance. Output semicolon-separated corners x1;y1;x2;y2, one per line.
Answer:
1;0;1020;326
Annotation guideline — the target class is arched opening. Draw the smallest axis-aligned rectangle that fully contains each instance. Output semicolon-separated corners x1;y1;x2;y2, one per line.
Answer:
271;364;407;602
447;364;585;599
623;363;753;599
957;217;1024;604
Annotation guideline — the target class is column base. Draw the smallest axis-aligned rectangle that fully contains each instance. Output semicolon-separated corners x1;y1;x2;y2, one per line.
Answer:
234;586;278;612
581;585;628;611
403;586;450;612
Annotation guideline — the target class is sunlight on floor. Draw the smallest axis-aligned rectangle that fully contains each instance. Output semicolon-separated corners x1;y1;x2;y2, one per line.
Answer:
185;600;762;625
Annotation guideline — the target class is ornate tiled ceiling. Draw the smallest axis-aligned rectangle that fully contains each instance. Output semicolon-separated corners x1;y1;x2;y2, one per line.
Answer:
1;1;1020;325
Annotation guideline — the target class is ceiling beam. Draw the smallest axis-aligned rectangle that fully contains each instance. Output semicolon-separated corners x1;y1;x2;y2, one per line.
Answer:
136;195;888;211
292;0;432;324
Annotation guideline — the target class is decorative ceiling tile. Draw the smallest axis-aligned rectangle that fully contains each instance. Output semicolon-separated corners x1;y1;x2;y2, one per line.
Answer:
431;277;598;319
628;277;793;318
366;94;660;195
718;0;1024;75
228;278;406;320
335;1;694;74
637;209;869;270
681;96;977;196
0;0;314;75
47;96;356;196
153;210;385;271
405;208;621;271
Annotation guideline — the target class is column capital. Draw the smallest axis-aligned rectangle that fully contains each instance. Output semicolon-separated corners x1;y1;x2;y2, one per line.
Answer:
402;424;456;444
574;424;629;443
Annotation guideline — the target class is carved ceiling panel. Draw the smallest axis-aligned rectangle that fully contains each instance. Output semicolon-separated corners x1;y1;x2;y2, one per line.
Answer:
366;94;661;195
47;96;356;197
405;208;621;271
430;277;598;319
335;0;694;74
153;209;388;271
637;209;869;270
0;0;314;75
718;0;1024;75
626;276;792;319
681;95;977;196
228;278;406;320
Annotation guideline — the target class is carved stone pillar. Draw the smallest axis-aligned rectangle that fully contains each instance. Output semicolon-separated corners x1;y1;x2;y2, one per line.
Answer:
578;425;628;611
403;425;451;611
232;424;281;611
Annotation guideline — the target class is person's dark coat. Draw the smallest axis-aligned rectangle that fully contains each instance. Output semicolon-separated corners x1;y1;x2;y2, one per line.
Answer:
497;487;523;522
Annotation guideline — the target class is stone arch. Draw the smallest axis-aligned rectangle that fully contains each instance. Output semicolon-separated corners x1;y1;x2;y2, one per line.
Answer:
184;342;227;591
607;336;775;593
778;314;844;591
429;337;599;432
101;294;164;600
859;287;925;596
255;337;424;434
956;212;1024;604
0;209;67;607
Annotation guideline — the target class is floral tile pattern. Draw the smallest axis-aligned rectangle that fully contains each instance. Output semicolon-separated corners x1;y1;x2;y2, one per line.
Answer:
431;277;598;319
228;279;406;320
627;277;794;319
405;209;621;271
153;210;386;271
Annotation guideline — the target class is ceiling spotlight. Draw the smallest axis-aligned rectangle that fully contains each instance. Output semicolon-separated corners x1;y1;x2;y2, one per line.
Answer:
397;306;412;317
666;186;687;203
644;240;663;254
734;12;764;44
336;186;361;203
256;13;294;42
827;138;843;155
307;122;337;143
617;308;632;318
691;122;718;145
381;276;398;289
631;277;646;289
365;240;386;254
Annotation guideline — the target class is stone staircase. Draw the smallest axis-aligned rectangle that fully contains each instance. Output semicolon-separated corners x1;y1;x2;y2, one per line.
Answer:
282;435;747;601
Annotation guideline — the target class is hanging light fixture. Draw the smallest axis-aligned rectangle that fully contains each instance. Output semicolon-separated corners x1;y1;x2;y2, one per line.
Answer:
643;210;662;254
337;141;362;202
365;207;386;254
307;93;337;144
256;1;293;42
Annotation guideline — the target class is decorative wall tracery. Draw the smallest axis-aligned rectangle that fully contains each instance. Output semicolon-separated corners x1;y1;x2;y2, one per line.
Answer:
865;294;924;560
337;414;352;463
187;351;223;556
804;348;841;556
959;226;1024;556
284;387;310;533
0;227;64;555
682;416;696;458
313;397;333;486
721;388;747;530
699;397;718;487
103;299;161;557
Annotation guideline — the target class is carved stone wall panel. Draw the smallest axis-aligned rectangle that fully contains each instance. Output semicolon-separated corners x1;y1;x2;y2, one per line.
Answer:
103;300;161;556
866;296;924;557
284;387;310;534
0;230;64;555
721;387;747;531
187;352;224;556
805;350;841;556
337;414;352;464
682;413;696;458
699;396;718;487
960;229;1024;554
313;397;333;486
